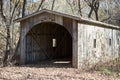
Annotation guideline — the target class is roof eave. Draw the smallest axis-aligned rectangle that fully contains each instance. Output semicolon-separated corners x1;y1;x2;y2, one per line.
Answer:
14;9;81;22
79;18;120;30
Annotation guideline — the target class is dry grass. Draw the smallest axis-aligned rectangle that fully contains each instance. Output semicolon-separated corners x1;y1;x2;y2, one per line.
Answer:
0;60;119;80
91;57;120;77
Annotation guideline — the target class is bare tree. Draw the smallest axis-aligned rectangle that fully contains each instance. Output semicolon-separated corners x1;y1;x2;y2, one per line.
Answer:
78;0;82;16
66;0;75;14
37;0;45;11
84;0;99;20
94;0;99;20
0;0;6;22
0;0;20;66
22;0;27;17
51;0;55;10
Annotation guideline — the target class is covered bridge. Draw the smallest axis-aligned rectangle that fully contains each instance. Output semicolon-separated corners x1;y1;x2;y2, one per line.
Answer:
15;9;120;70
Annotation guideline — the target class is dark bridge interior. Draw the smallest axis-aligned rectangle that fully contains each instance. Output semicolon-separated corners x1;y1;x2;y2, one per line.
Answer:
25;22;72;64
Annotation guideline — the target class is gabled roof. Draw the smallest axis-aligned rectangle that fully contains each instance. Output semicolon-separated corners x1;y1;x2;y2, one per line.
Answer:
14;9;120;30
15;9;81;22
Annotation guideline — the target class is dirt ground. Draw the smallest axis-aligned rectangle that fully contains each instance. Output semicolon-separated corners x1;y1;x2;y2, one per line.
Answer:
0;60;119;80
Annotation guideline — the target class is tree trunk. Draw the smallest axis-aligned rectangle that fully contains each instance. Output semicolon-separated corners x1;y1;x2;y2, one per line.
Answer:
78;0;82;16
88;8;93;18
51;0;55;10
0;0;2;13
0;0;20;66
22;0;27;17
3;25;11;66
0;0;6;21
94;9;99;21
37;0;45;11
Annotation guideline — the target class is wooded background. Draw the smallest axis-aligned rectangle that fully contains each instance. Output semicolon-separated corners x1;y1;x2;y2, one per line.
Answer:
0;0;120;66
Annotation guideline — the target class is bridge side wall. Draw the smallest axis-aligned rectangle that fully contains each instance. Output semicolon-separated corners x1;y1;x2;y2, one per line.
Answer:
78;23;120;70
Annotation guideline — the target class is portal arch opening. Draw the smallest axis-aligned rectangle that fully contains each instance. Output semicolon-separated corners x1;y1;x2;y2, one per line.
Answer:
25;22;72;66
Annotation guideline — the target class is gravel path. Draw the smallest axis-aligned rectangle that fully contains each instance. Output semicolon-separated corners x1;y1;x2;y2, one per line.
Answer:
0;60;119;80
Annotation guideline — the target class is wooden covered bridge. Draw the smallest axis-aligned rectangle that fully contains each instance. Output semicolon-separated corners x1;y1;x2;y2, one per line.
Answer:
15;9;120;70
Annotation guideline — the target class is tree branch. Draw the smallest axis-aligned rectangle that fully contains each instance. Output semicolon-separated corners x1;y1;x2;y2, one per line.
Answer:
51;0;55;10
66;0;74;14
37;0;45;11
78;0;82;16
22;0;27;17
10;0;20;24
0;32;7;40
0;0;6;22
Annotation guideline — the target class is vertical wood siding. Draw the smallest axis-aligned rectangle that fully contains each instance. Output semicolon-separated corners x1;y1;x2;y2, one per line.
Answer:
78;23;120;70
25;22;72;64
16;10;119;69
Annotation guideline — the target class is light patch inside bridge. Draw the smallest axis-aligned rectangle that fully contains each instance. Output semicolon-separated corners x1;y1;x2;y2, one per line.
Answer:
52;38;57;47
54;61;71;64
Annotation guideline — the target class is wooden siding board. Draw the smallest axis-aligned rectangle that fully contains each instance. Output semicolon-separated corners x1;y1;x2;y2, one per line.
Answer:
63;17;73;36
24;22;73;64
78;23;120;70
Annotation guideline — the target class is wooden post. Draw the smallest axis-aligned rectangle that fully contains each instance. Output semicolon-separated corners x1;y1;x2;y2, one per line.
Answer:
72;20;78;68
20;25;26;64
